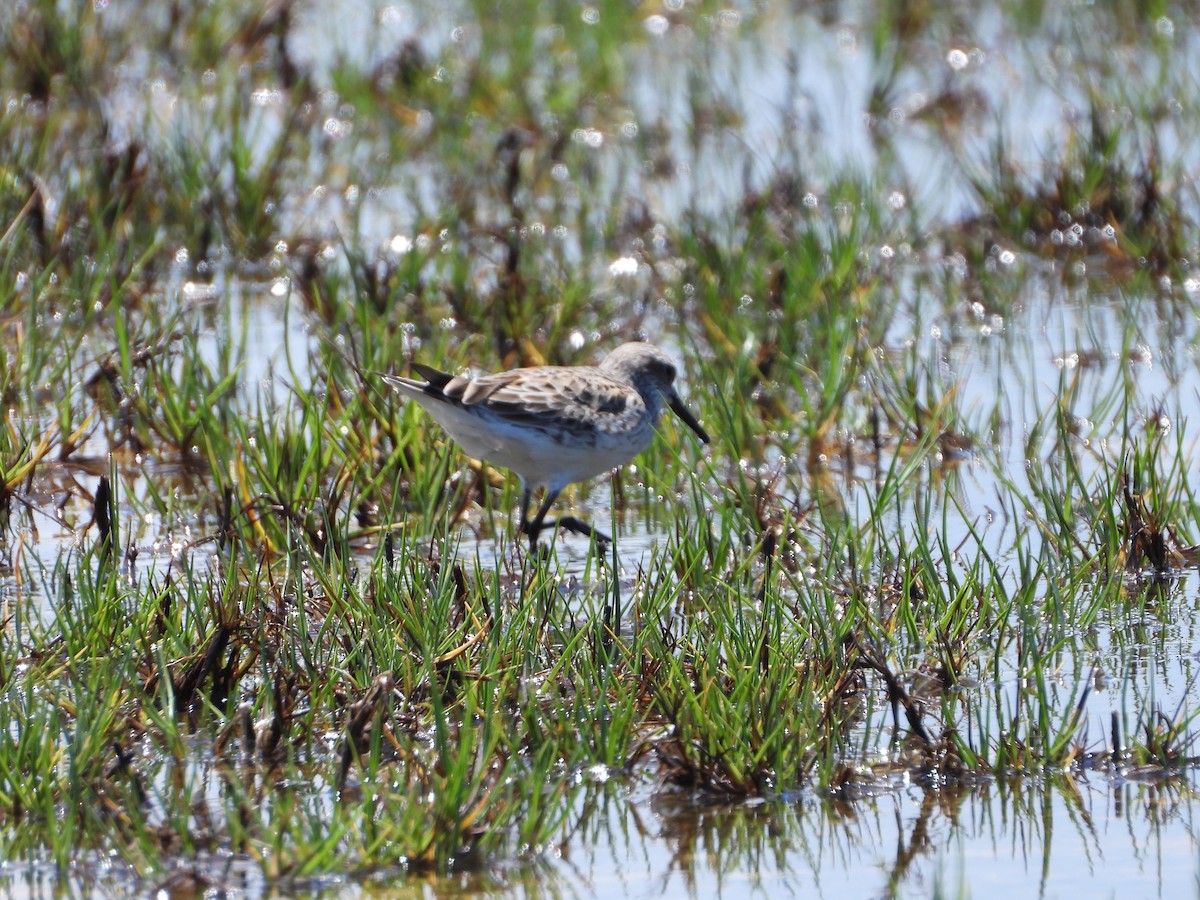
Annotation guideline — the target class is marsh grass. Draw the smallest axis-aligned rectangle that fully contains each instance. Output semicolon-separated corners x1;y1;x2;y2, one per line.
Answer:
2;0;1200;894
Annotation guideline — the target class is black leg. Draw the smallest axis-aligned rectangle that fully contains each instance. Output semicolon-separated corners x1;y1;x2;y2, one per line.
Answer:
519;489;611;552
518;486;534;532
522;489;560;552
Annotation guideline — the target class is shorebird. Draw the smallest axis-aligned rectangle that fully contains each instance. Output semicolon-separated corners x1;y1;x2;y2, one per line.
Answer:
379;342;709;550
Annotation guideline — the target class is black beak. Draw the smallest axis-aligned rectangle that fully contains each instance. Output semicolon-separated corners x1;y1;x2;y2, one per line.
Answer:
669;393;710;444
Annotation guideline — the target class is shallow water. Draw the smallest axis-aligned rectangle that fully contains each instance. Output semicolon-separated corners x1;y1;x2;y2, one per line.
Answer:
2;772;1196;897
7;0;1200;897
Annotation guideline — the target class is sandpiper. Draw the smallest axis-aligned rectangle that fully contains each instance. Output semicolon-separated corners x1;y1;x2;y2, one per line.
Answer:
379;342;709;550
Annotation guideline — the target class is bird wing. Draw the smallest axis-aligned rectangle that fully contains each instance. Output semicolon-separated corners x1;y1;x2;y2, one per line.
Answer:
435;367;643;436
409;362;456;390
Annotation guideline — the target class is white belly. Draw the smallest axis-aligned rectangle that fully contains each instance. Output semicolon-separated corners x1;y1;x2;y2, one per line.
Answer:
418;400;653;491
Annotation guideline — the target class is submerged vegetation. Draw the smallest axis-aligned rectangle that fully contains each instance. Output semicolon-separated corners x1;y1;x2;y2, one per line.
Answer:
2;0;1200;894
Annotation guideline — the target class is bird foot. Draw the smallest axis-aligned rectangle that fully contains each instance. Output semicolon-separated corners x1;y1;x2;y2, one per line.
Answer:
521;516;611;555
557;516;611;549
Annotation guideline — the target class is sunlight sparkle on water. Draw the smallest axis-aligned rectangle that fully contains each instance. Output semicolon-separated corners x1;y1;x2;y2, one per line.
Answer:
609;256;639;277
250;88;283;106
644;14;669;36
573;128;604;148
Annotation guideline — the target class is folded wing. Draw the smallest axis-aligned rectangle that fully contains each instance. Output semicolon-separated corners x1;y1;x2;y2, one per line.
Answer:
416;366;641;437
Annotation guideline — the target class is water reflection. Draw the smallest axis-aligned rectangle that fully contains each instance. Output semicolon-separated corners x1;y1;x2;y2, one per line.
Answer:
547;774;1200;899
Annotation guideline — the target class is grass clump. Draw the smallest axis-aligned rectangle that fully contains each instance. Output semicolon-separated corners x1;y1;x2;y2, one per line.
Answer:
4;0;1200;895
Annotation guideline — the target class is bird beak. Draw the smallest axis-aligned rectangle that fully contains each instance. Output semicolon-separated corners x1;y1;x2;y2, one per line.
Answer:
669;393;710;444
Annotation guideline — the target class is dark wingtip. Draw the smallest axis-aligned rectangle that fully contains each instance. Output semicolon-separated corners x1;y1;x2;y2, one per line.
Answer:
410;362;455;389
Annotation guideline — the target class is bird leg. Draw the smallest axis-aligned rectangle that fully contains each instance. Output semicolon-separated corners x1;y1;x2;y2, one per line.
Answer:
518;487;556;552
519;487;610;551
519;486;534;533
